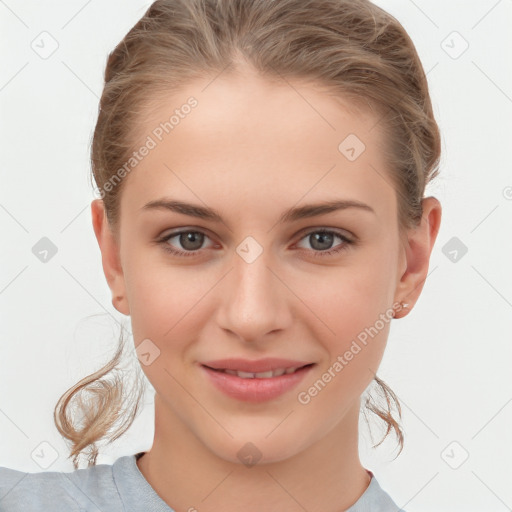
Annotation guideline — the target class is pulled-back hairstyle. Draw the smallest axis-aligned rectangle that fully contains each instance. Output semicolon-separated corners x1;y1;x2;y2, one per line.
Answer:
54;0;441;469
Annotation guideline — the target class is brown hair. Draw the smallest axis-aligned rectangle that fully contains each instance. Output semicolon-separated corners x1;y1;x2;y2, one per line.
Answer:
54;0;440;469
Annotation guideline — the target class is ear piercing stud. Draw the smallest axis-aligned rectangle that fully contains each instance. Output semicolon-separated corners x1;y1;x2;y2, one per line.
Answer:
392;301;410;318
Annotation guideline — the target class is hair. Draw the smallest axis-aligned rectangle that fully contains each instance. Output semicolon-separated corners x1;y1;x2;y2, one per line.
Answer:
54;0;441;469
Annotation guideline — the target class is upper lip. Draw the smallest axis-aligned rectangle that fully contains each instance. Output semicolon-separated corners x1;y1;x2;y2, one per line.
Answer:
201;358;313;373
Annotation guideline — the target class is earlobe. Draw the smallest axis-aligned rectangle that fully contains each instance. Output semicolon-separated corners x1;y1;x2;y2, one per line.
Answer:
393;197;442;319
91;199;130;316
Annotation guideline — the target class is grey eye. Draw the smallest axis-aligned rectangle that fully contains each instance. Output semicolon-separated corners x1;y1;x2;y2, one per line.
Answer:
178;231;205;251
307;232;336;251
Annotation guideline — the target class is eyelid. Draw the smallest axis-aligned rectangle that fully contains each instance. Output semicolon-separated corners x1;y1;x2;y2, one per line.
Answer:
295;226;354;241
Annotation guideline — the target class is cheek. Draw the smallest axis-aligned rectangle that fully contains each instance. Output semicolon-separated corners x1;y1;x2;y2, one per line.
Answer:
299;245;397;387
123;259;207;407
305;256;396;340
124;248;210;339
298;298;392;417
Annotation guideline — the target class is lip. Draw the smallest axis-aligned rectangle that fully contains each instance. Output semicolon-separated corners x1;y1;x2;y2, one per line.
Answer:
200;359;315;403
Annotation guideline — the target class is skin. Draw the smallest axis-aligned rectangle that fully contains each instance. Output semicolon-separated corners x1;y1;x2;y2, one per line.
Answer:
91;66;441;512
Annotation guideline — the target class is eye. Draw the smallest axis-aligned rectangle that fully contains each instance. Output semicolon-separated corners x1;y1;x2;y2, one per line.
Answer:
157;229;215;257
295;228;354;258
156;227;354;259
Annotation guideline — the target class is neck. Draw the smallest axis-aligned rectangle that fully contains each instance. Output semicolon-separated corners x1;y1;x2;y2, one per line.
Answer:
136;395;371;512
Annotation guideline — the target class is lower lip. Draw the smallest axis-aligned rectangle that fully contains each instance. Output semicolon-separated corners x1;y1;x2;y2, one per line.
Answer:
201;364;314;403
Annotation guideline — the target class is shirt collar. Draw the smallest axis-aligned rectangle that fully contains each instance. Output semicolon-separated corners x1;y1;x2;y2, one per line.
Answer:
113;453;403;512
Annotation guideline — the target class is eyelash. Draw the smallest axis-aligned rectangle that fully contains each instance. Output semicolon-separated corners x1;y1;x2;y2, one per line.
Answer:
156;228;354;259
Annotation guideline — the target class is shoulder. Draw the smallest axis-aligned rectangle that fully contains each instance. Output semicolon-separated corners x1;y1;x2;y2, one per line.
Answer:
0;458;123;512
347;472;407;512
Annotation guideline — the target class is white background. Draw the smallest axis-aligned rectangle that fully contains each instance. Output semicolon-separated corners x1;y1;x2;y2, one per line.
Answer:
1;1;511;511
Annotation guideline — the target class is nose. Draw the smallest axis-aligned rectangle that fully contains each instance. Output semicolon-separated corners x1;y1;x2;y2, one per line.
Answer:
215;245;293;344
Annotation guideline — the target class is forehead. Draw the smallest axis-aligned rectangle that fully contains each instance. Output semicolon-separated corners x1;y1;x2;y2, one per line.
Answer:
119;72;396;222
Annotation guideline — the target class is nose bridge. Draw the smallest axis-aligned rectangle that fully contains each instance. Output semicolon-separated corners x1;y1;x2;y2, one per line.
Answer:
218;239;288;341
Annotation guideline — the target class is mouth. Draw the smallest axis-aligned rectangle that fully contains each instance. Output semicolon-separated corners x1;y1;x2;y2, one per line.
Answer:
200;359;316;403
202;364;314;379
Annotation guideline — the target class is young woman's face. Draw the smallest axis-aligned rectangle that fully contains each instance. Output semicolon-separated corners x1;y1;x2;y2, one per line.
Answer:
113;70;408;463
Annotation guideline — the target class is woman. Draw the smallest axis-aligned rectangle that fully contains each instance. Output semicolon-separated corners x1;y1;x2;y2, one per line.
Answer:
0;0;442;510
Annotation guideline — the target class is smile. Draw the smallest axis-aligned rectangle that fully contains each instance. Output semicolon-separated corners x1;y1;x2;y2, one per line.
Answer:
208;366;307;379
200;360;315;403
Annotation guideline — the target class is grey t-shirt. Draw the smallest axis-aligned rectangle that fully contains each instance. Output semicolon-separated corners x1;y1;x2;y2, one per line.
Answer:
0;452;406;511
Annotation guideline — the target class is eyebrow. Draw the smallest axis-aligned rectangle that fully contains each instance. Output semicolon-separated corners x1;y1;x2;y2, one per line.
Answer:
140;197;376;223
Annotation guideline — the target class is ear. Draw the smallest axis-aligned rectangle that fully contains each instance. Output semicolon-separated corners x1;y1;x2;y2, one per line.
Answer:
91;199;130;316
393;196;442;319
